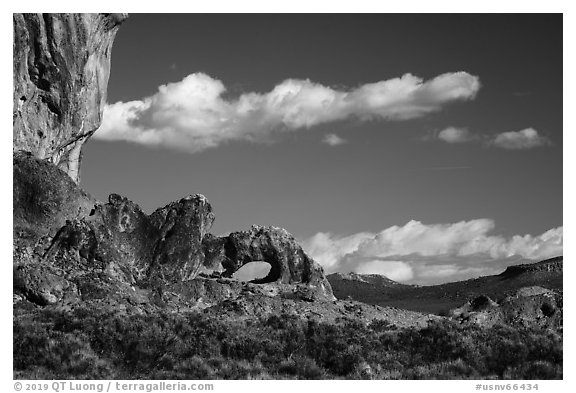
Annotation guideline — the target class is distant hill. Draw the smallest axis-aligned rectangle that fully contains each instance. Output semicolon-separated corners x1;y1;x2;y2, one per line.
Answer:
328;272;412;287
327;256;563;314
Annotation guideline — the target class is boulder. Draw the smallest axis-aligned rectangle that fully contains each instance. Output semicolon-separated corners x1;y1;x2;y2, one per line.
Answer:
13;13;127;183
13;264;76;306
13;152;96;264
148;195;215;282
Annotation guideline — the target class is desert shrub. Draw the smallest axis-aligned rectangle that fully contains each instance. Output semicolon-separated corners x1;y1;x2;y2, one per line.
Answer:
504;360;562;380
13;306;563;380
277;355;326;379
368;318;397;331
14;318;115;379
403;359;481;380
302;319;369;375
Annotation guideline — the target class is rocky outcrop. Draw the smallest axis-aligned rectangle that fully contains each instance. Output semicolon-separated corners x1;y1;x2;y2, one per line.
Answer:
40;194;215;284
500;256;563;277
450;287;562;329
14;151;335;307
203;226;334;300
41;194;158;285
13;153;158;284
149;195;215;283
13;263;76;306
204;293;438;328
13;13;127;183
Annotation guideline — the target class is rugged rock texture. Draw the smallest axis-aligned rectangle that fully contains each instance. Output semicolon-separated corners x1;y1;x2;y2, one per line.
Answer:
13;13;127;183
203;292;438;328
35;195;214;285
149;195;215;283
203;225;334;300
450;287;563;329
41;194;158;285
13;151;97;265
14;151;334;309
13;263;76;306
500;256;563;277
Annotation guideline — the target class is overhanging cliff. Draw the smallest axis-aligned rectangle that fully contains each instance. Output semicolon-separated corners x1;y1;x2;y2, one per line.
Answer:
13;13;128;183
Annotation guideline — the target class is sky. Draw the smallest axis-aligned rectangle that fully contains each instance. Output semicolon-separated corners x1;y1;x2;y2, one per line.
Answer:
81;14;563;285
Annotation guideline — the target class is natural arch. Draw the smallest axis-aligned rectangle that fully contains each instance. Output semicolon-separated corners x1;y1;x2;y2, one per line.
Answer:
202;225;335;301
233;261;274;283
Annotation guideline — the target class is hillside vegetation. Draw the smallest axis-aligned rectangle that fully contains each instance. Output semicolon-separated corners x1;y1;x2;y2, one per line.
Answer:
14;304;562;380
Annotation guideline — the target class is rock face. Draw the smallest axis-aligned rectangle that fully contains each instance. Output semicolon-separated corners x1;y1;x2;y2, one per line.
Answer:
203;226;334;300
500;256;563;277
13;13;127;183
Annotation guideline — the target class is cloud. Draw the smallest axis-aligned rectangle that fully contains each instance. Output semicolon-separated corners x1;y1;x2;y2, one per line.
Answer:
304;231;374;270
437;127;474;143
303;219;562;284
95;72;480;153
322;133;347;146
430;126;551;150
492;128;551;149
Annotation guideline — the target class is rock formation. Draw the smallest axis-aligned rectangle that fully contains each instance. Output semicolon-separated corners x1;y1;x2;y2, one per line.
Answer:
500;256;563;277
13;13;127;183
203;226;334;300
9;12;357;318
13;151;334;308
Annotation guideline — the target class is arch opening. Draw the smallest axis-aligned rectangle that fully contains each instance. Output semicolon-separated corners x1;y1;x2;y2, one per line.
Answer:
232;261;278;284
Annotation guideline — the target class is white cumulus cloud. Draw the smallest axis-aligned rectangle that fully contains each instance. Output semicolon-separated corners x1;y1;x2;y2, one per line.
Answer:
492;128;551;149
303;219;562;284
431;126;552;150
304;231;374;270
437;127;474;143
322;133;347;146
95;72;480;153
